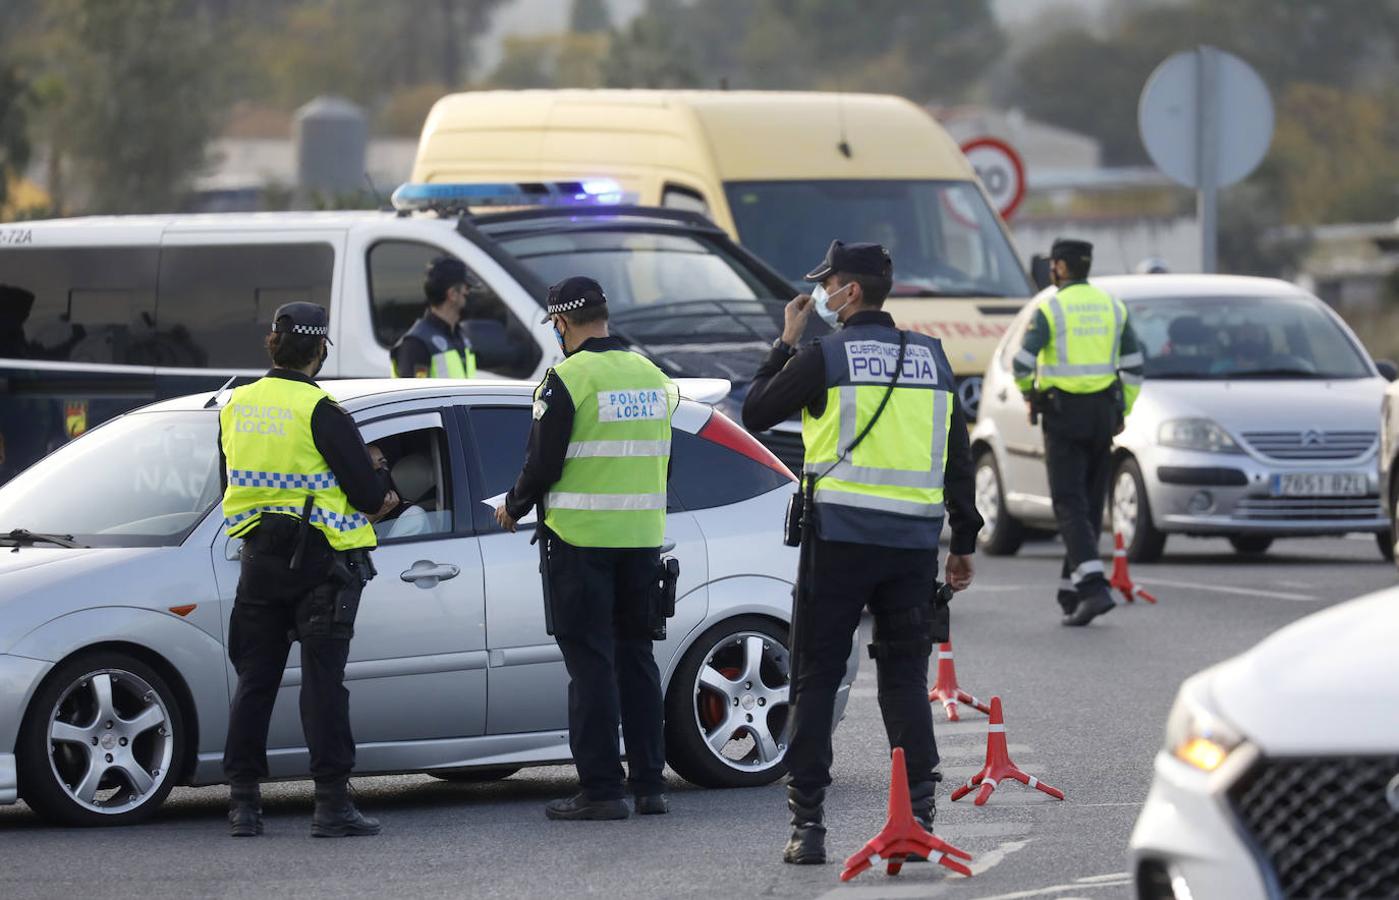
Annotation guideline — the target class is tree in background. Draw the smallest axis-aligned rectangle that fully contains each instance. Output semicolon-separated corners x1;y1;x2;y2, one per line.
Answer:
0;65;34;213
570;0;612;33
50;0;224;213
603;0;702;89
490;33;610;89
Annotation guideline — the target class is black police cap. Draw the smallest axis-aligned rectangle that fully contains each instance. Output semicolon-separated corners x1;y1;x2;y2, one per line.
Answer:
1050;238;1093;263
803;240;893;282
542;276;607;323
271;301;332;344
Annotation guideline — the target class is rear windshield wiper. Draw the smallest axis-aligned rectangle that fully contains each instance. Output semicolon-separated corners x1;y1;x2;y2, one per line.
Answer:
1;528;87;549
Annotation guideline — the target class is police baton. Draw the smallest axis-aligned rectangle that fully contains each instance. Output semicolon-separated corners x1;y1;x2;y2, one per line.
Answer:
530;509;556;637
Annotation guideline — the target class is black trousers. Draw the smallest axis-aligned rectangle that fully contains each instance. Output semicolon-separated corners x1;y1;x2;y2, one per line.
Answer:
547;537;665;801
785;538;940;793
1042;389;1119;594
223;520;356;786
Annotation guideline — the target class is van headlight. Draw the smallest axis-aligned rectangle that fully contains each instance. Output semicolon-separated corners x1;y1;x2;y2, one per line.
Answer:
1164;676;1243;772
1157;418;1242;453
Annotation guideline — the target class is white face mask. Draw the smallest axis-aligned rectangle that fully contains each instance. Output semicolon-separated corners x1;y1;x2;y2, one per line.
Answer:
812;282;854;328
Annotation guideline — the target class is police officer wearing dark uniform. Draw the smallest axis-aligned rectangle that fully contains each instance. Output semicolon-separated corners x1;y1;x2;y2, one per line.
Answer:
390;256;477;378
494;277;677;821
1012;239;1144;626
743;241;983;864
219;302;399;837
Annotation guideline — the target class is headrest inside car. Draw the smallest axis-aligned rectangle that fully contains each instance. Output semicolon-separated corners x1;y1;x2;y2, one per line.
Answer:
391;453;436;505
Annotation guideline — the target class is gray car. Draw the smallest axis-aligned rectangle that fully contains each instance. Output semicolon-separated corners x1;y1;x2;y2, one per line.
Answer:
0;379;855;826
972;275;1393;561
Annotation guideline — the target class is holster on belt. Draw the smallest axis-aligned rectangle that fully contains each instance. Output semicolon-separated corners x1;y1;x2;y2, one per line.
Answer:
648;556;681;641
296;548;375;641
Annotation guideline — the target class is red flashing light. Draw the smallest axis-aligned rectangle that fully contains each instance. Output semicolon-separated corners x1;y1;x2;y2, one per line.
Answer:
697;413;795;481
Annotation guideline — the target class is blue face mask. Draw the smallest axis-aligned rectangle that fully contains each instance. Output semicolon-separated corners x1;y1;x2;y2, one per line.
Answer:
553;324;567;354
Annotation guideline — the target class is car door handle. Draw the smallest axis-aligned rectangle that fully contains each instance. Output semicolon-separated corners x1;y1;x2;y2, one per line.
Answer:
997;388;1008;402
660;538;676;553
399;560;460;589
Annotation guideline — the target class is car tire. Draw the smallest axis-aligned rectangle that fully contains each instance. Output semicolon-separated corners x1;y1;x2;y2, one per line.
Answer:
1381;529;1395;564
1111;457;1166;563
974;451;1024;556
665;616;790;789
17;651;186;827
1229;535;1274;555
428;767;521;783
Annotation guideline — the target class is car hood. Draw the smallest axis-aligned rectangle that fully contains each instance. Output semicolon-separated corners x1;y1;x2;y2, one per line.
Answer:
0;546;118;577
1208;588;1399;754
1137;378;1384;433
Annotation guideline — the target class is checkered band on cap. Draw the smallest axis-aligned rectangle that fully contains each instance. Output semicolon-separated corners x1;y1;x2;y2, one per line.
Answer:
546;297;590;316
289;324;329;336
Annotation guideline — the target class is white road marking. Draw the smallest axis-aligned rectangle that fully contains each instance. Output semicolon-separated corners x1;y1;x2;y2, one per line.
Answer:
815;840;1033;900
1134;576;1317;601
968;838;1032;876
961;875;1133;900
1076;872;1131;883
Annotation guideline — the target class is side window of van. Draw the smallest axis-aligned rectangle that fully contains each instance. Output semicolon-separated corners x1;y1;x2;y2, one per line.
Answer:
661;185;711;219
0;247;158;365
157;244;335;369
367;241;541;379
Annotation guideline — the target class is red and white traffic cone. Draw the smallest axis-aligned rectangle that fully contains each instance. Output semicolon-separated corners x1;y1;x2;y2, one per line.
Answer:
1109;532;1157;604
950;697;1065;807
840;747;973;881
927;639;992;722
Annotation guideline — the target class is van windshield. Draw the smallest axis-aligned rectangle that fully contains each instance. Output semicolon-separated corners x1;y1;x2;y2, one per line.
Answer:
724;180;1032;299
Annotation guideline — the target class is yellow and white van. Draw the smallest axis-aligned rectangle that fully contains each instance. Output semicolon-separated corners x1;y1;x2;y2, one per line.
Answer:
411;89;1034;414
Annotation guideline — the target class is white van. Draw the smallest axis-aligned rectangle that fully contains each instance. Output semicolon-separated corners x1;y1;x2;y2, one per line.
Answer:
0;197;797;481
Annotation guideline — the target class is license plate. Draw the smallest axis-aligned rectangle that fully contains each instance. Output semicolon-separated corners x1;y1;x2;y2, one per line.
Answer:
1269;472;1368;497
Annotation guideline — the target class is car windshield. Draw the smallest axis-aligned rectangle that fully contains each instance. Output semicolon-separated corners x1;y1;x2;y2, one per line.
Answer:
1127;294;1372;380
0;411;220;547
723;179;1032;298
498;230;778;312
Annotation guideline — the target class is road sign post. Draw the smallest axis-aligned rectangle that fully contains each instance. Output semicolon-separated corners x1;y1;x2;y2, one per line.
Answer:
1139;46;1273;273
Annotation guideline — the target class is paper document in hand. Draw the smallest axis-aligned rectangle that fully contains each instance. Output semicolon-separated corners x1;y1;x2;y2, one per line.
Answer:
483;492;536;526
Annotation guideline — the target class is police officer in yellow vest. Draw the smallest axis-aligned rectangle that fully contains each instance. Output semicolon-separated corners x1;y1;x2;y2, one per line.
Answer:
495;277;677;821
219;302;399;838
1013;239;1144;627
390;256;477;379
743;241;983;865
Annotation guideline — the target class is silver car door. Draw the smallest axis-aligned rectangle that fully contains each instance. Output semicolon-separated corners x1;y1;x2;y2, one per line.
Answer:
462;402;707;736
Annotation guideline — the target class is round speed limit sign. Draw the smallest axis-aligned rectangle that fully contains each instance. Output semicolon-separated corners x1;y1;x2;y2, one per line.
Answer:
961;137;1026;220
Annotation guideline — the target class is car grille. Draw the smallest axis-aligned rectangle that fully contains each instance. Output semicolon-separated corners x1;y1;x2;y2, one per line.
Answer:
1228;754;1399;899
757;430;805;474
1234;497;1383;521
1241;430;1377;461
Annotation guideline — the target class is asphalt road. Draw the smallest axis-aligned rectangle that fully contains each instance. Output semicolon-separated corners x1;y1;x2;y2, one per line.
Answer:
1;534;1392;900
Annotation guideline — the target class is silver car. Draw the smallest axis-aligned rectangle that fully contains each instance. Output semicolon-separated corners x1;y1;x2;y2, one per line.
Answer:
0;379;854;826
972;275;1392;561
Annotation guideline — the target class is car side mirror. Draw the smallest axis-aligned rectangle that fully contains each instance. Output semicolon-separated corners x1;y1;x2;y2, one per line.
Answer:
1030;254;1052;290
464;319;527;372
1376;359;1398;382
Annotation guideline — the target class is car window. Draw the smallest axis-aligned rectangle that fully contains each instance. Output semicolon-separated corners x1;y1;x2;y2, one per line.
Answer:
669;428;790;511
0;246;158;366
366;240;540;378
499;231;769;311
364;426;453;541
0;410;220;547
1127;294;1371;380
157;243;334;369
998;304;1037;370
661;185;711;218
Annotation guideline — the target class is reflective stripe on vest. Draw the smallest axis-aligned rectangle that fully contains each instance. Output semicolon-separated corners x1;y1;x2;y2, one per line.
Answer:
220;377;377;551
800;325;955;548
542;350;676;548
1036;284;1125;394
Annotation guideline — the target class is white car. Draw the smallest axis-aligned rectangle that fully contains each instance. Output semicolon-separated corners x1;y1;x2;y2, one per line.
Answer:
1129;587;1399;898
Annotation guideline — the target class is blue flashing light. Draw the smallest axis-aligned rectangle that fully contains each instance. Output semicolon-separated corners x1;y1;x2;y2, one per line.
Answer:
391;179;632;213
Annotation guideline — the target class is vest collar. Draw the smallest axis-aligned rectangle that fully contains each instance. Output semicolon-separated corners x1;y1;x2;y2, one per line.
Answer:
266;367;318;385
423;309;459;333
841;309;897;330
576;335;628;353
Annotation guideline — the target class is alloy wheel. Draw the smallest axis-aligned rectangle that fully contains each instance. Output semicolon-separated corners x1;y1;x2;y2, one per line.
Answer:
692;631;791;774
974;462;1000;535
46;669;175;815
1113;470;1140;549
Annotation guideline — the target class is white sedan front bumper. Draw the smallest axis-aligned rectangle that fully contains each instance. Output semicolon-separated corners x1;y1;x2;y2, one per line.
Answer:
0;653;55;804
1129;745;1274;899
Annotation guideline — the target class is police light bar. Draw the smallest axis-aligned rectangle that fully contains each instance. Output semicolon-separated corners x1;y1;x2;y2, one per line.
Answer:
390;179;633;213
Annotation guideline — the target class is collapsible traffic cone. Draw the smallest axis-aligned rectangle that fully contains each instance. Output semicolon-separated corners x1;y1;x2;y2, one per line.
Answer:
840;747;973;881
927;639;992;722
950;697;1065;806
1109;532;1158;604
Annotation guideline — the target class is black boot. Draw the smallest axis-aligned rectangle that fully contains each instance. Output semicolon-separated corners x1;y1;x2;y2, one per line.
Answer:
904;780;938;863
544;793;630;821
228;781;262;837
1062;583;1115;627
1056;589;1079;615
311;779;381;837
782;787;827;864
